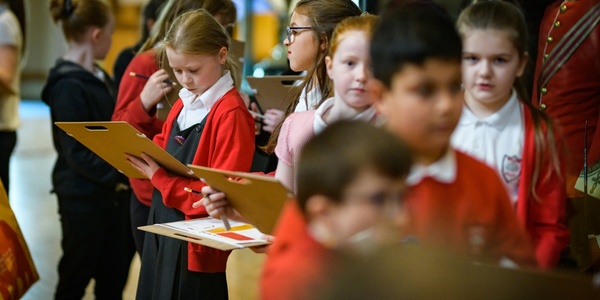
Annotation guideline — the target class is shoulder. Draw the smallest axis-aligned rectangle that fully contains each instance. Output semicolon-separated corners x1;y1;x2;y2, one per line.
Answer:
130;49;158;66
285;110;316;127
212;89;248;113
455;150;503;183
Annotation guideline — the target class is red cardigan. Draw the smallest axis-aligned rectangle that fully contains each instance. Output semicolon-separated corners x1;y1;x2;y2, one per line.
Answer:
112;49;164;206
151;88;255;272
405;151;537;267
517;107;569;268
260;200;336;300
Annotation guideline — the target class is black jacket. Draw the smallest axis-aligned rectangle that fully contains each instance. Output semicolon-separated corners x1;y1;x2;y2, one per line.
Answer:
41;59;128;211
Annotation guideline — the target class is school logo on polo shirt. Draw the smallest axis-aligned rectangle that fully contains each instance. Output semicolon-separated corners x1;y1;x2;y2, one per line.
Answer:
501;154;522;183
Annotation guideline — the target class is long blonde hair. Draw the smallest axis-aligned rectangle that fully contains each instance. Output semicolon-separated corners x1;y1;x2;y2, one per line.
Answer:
155;9;240;87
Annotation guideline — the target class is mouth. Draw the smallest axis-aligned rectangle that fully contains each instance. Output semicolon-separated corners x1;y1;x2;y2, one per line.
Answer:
476;83;493;90
351;87;366;93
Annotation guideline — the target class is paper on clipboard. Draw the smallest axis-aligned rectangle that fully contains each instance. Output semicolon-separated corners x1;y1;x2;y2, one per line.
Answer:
186;164;291;235
139;217;270;251
54;121;195;179
246;75;303;111
575;160;600;199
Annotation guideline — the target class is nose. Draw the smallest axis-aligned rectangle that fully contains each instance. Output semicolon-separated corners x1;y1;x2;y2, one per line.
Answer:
181;73;193;85
283;37;290;47
478;60;492;77
355;63;368;83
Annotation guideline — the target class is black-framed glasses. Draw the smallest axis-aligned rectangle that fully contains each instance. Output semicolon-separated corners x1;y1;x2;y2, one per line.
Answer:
286;26;313;44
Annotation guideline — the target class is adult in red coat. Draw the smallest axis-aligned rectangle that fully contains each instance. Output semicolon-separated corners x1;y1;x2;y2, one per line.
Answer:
532;0;600;271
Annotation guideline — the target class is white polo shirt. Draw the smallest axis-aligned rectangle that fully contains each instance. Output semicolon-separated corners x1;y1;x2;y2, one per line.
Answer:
451;90;524;203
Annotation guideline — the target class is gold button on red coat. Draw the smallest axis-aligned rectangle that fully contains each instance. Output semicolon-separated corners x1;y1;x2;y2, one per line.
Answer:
541;87;548;94
560;4;567;12
540;103;547;111
554;21;561;28
547;36;554;43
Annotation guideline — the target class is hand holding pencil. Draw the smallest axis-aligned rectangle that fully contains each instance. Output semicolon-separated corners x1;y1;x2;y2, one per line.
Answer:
191;185;250;227
187;186;231;230
133;69;177;112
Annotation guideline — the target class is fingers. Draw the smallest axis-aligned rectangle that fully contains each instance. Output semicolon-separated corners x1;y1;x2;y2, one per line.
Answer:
140;70;174;111
262;109;285;133
261;234;276;243
199;191;228;218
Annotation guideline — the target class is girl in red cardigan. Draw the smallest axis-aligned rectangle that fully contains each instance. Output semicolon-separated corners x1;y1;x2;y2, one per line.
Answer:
452;1;569;269
126;9;254;299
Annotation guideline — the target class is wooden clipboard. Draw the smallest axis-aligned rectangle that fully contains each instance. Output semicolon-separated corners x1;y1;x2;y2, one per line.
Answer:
230;40;245;71
186;165;291;235
54;121;194;179
138;217;270;251
246;75;303;111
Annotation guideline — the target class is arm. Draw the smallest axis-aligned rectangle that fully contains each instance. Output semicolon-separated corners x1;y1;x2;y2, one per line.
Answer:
52;81;124;187
273;115;295;192
0;44;17;90
529;123;570;269
112;52;165;137
152;103;255;217
275;160;294;193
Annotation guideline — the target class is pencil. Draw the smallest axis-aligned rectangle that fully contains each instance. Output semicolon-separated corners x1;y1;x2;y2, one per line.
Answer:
129;72;177;86
184;187;231;231
249;110;265;119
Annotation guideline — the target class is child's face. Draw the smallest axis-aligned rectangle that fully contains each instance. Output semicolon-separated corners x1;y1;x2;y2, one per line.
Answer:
166;47;227;96
285;11;321;72
375;59;463;164
461;29;527;107
313;168;407;248
326;30;371;110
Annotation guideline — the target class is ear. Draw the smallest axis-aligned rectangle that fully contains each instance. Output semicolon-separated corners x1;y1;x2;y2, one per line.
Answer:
90;27;102;43
320;33;328;52
218;47;228;64
325;56;334;80
516;51;529;78
305;194;335;220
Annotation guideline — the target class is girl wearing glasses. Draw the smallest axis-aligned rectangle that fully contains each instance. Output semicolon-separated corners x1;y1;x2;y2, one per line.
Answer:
258;0;362;143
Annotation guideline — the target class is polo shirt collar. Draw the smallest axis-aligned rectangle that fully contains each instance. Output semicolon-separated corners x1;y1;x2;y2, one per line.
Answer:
407;148;457;185
459;89;519;130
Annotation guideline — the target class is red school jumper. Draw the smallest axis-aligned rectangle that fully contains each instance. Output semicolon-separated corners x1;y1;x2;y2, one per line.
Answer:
517;107;570;268
405;151;537;267
151;88;255;272
112;49;164;206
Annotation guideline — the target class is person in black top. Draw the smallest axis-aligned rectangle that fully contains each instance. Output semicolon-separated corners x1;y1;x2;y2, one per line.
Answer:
42;0;134;298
